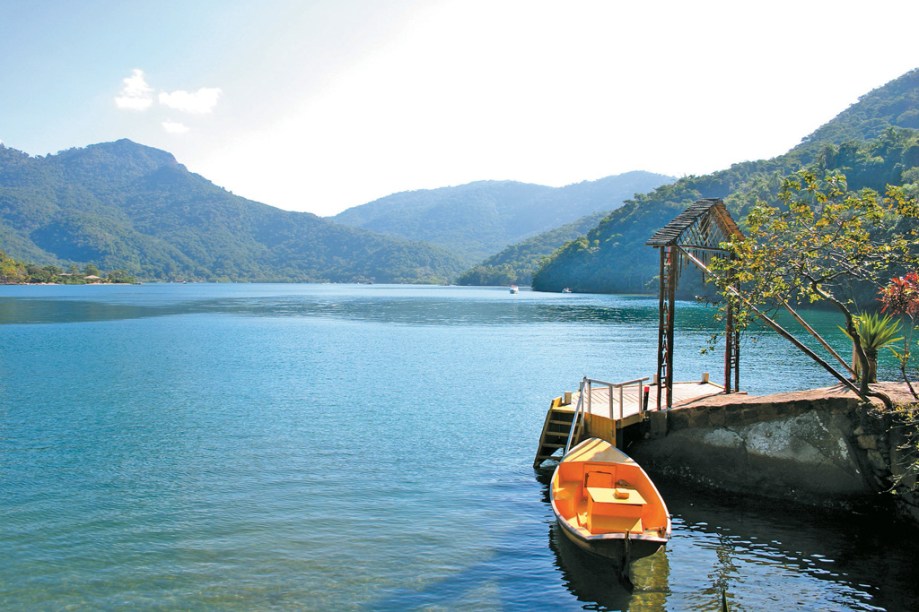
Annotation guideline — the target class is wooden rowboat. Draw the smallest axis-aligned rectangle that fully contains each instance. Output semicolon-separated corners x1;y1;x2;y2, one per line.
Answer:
550;437;671;565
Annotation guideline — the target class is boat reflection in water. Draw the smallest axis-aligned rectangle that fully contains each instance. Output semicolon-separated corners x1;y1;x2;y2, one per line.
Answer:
550;522;670;609
546;465;919;610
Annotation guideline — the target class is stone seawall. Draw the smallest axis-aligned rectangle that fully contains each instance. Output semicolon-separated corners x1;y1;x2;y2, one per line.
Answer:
628;383;919;523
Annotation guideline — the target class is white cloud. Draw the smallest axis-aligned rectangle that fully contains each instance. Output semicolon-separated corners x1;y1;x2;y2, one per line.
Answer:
114;68;154;111
162;120;190;134
159;88;222;114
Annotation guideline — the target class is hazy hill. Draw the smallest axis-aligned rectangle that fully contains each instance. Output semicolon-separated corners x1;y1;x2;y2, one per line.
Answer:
532;68;919;295
455;212;605;286
0;140;465;283
331;171;673;264
799;69;919;148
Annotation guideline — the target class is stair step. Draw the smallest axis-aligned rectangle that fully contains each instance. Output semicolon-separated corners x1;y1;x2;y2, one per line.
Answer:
535;401;580;467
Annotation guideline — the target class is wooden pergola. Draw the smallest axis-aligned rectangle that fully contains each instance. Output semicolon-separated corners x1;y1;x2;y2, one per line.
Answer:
646;199;744;409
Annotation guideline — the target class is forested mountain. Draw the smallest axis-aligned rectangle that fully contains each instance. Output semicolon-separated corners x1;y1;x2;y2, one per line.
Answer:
331;171;673;264
799;69;919;148
533;68;919;294
455;212;605;286
0;140;465;283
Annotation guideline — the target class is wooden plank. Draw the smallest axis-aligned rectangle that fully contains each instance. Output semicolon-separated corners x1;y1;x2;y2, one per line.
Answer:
578;380;723;423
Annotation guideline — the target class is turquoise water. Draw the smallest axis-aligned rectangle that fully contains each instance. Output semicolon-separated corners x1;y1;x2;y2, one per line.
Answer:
1;284;915;610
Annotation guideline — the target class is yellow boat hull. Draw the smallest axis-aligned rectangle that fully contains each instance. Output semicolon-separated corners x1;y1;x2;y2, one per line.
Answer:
550;438;671;564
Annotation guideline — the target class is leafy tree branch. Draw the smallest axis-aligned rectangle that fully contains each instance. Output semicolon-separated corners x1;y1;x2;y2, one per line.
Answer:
710;170;919;408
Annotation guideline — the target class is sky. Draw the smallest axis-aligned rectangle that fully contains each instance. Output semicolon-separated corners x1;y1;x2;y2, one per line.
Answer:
1;1;918;217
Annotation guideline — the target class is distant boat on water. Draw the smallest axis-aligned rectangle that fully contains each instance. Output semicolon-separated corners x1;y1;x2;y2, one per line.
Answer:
509;285;519;294
562;287;572;293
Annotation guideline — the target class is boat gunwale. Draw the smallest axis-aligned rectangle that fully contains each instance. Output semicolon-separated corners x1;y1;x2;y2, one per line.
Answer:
549;437;672;546
553;507;671;543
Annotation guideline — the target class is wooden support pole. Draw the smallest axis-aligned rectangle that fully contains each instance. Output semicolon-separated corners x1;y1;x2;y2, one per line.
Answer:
656;248;666;410
733;328;740;393
665;247;676;409
782;301;854;376
724;296;734;393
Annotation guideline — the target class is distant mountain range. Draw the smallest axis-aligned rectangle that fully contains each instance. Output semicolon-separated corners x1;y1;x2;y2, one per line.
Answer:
331;171;673;264
1;68;916;289
0;140;670;284
0;140;465;283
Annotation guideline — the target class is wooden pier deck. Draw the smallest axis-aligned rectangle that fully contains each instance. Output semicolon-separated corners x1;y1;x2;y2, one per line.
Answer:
580;380;726;425
534;377;725;467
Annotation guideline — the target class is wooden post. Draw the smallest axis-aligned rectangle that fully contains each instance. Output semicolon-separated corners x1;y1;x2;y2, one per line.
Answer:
665;247;676;409
656;248;666;410
655;246;678;409
724;295;734;393
734;328;740;393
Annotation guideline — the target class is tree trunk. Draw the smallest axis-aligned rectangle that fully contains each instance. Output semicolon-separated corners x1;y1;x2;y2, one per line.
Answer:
818;286;892;409
866;348;879;384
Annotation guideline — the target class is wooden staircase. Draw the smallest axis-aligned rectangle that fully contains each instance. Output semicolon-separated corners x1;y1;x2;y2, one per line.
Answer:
533;396;582;468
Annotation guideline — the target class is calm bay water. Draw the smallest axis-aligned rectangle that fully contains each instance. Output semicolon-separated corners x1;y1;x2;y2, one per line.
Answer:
1;283;916;610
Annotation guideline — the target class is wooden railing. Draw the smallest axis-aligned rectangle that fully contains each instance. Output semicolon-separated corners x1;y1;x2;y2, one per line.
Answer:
564;376;651;455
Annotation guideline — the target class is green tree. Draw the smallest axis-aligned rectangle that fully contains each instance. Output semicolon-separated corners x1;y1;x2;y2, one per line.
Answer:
105;269;137;284
711;170;919;407
0;250;27;283
840;312;902;383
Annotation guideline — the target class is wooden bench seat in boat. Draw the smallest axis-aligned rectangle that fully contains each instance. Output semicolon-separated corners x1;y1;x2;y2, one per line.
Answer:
587;514;644;534
553;482;578;516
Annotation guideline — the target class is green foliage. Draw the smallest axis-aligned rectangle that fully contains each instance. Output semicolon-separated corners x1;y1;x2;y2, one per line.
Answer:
815;128;919;194
709;170;919;398
716;171;919;308
532;158;794;293
840;312;903;383
800;69;919;148
0;248;136;284
888;404;919;495
456;264;518;286
0;249;27;283
104;269;136;284
846;312;904;352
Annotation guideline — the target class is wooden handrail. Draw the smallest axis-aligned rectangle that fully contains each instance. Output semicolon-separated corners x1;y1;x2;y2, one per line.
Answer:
563;376;652;455
563;377;588;455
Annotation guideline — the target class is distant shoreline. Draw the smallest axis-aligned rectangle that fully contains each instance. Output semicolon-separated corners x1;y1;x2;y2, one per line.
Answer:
1;281;140;286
